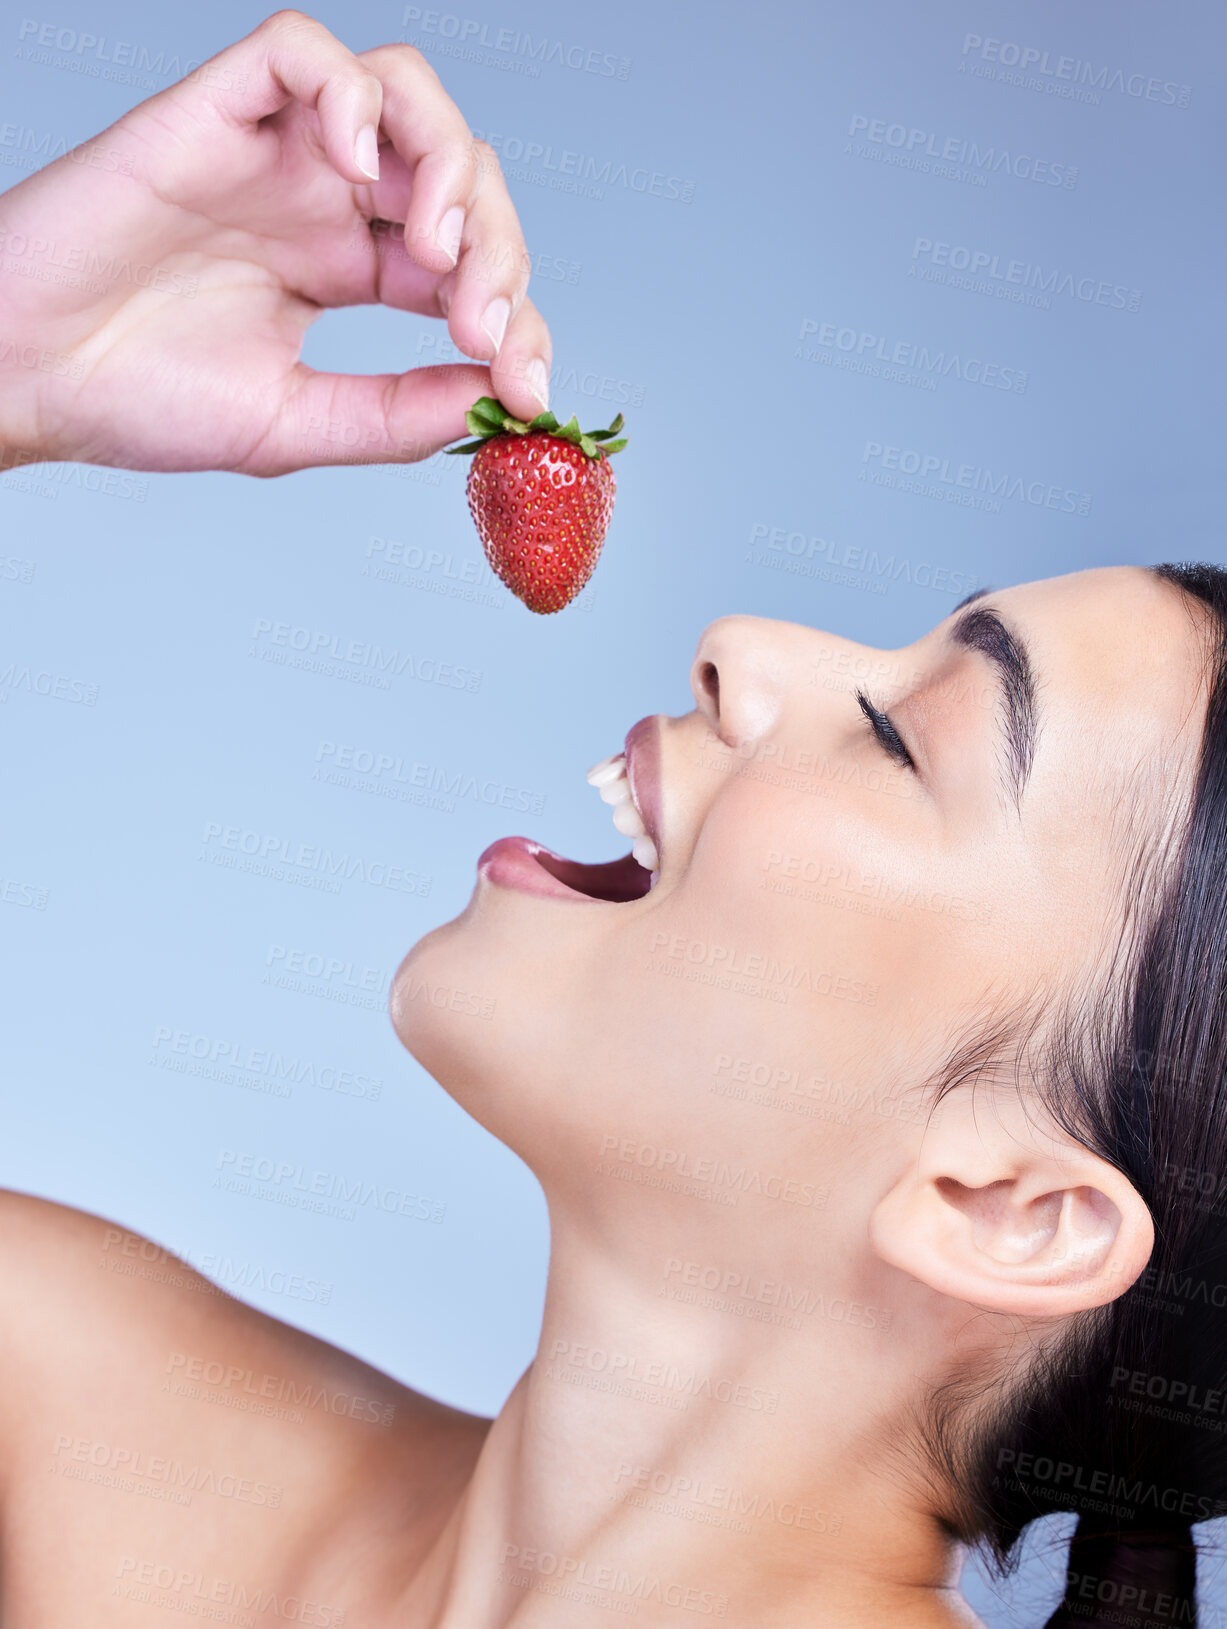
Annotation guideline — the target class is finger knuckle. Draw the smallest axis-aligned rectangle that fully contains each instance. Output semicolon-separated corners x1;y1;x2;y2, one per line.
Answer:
447;139;480;191
523;306;550;349
508;246;533;297
364;40;435;80
470;139;503;184
260;9;323;38
343;62;382;100
471;241;530;296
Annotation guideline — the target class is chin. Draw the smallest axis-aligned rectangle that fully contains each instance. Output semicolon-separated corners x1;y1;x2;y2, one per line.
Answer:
388;717;668;1147
389;904;489;1085
387;879;603;1148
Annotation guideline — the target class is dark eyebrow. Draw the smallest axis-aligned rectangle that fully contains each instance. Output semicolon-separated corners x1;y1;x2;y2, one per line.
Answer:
949;601;1038;808
952;585;993;613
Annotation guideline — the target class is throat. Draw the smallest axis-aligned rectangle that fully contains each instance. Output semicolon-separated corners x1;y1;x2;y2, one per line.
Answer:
391;1251;965;1629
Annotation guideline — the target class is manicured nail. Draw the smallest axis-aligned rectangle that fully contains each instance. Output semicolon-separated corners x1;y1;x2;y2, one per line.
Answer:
525;356;550;410
436;205;465;265
355;125;380;181
480;296;511;356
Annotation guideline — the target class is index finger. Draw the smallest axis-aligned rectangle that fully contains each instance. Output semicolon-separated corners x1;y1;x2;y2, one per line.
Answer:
154;10;387;186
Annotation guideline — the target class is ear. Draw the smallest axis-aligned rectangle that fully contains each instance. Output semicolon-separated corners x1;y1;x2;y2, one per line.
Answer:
869;1086;1154;1318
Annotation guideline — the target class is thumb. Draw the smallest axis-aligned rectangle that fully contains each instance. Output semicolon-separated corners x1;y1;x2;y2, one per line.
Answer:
238;361;493;476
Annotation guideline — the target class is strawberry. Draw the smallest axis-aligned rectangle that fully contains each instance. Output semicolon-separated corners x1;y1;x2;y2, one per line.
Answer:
445;395;628;614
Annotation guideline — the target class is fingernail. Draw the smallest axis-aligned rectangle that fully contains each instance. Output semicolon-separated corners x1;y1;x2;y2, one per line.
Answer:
436;205;465;266
355;125;380;181
480;296;511;356
525;357;550;411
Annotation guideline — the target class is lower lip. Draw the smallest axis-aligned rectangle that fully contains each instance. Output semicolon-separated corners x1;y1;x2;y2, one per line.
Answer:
477;836;652;904
478;836;602;902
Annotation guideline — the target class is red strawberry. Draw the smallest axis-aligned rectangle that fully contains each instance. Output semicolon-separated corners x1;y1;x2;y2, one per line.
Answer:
446;396;627;614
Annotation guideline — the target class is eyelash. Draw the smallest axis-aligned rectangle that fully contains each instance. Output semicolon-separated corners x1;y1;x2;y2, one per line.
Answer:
855;689;917;772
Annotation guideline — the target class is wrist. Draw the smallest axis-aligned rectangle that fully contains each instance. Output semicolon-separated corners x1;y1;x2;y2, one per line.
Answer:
0;361;54;470
0;224;77;466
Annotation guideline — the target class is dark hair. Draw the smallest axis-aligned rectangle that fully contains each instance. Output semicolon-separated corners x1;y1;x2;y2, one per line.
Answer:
926;563;1227;1627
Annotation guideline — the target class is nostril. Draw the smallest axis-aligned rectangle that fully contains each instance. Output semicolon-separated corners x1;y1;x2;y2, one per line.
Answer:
698;661;720;713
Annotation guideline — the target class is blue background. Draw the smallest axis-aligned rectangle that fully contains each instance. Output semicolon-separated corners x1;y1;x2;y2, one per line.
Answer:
2;1;1224;1621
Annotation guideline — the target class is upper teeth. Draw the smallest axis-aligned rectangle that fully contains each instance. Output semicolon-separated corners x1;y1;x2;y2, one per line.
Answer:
586;752;659;876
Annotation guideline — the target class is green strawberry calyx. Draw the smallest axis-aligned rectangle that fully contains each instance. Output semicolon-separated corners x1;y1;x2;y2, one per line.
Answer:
443;395;628;460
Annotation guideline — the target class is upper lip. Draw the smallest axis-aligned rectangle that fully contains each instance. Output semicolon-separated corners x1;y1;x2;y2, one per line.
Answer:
623;714;664;866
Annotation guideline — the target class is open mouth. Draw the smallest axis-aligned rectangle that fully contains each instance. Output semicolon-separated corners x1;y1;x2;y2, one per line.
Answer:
477;721;665;905
477;836;655;902
534;846;654;901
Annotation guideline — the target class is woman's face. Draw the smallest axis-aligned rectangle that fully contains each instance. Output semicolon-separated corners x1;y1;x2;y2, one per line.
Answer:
391;567;1207;1291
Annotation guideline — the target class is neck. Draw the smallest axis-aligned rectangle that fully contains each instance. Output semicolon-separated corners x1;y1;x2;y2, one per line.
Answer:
402;1225;978;1629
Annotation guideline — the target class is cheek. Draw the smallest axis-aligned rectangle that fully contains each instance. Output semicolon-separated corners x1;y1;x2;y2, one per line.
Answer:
676;778;884;975
659;775;1007;1066
579;784;888;1103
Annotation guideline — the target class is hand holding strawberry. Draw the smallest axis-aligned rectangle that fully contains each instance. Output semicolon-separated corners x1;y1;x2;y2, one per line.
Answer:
0;15;553;477
447;396;628;614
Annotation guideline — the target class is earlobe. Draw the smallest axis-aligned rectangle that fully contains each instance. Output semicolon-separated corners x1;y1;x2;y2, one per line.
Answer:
869;1094;1154;1319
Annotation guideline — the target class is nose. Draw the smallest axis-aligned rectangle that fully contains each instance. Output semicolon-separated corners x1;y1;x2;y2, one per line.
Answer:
689;616;791;748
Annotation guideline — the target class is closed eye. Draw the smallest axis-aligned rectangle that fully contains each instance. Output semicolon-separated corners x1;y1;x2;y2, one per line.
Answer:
855;689;917;772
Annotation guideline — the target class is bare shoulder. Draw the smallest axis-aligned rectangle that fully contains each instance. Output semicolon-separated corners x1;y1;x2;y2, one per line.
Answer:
0;1188;490;1614
0;1186;490;1439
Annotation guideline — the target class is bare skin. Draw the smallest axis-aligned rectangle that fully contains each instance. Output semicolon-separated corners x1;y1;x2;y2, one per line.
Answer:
0;1192;975;1628
0;1191;489;1626
0;17;1214;1629
0;11;553;474
0;568;1211;1627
